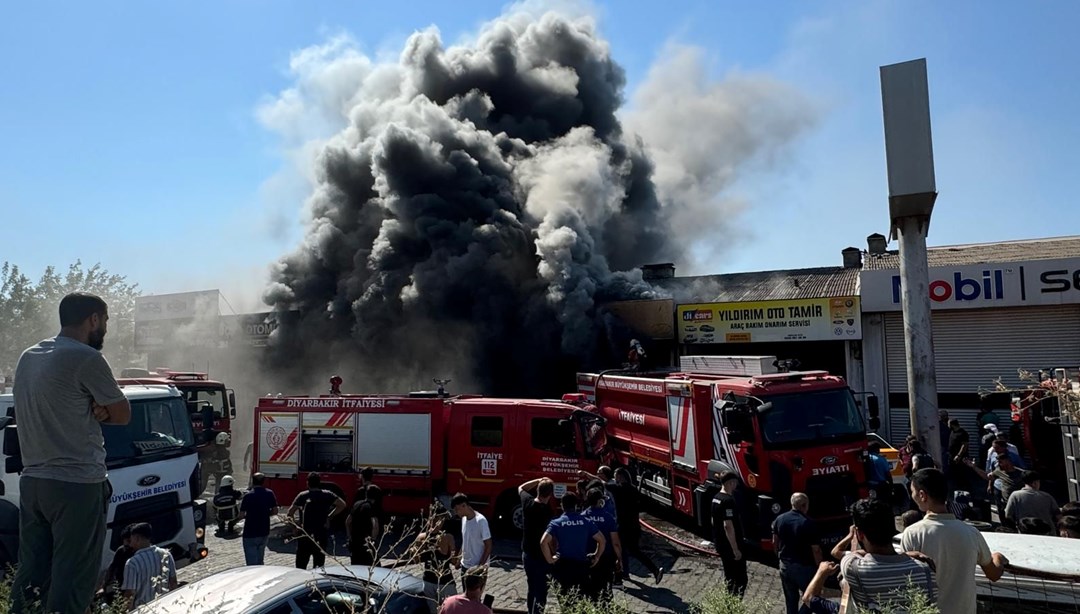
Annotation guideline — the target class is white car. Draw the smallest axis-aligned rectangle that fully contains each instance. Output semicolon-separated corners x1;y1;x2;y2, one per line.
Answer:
137;565;429;614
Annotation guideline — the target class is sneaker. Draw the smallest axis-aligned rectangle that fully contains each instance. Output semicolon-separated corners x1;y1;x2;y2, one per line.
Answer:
654;567;664;585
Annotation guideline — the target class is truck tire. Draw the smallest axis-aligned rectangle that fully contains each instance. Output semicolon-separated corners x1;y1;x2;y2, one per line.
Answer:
494;490;523;537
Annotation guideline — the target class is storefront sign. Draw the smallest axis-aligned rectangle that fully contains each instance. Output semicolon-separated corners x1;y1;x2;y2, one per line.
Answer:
860;257;1080;311
676;297;861;344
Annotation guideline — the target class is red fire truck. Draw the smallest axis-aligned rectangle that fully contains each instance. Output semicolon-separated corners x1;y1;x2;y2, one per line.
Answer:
118;369;237;489
577;355;871;550
252;378;606;531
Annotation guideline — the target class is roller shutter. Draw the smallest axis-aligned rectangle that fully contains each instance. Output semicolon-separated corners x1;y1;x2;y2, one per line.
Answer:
884;305;1080;448
885;305;1080;394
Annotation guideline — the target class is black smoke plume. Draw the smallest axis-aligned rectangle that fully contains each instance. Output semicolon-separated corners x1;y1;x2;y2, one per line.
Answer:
261;9;813;396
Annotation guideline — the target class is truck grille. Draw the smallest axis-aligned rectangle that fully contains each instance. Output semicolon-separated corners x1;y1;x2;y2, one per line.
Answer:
110;493;182;551
805;473;858;518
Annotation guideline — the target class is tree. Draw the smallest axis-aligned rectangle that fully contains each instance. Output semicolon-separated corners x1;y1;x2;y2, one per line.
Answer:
0;261;141;377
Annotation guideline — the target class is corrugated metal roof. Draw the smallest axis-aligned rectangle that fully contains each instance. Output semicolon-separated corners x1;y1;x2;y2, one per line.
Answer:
654;266;860;304
863;235;1080;271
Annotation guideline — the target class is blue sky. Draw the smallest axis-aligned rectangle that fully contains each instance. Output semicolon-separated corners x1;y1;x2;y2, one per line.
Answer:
2;1;1077;310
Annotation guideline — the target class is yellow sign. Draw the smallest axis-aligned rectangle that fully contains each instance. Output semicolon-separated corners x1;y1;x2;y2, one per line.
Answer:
677;297;861;344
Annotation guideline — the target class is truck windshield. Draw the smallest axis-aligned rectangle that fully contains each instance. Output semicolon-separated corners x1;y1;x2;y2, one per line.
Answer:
758;389;865;448
182;386;228;419
103;397;197;465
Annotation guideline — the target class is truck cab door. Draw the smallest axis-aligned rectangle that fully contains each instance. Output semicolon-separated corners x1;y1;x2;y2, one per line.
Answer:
525;411;581;497
455;410;513;489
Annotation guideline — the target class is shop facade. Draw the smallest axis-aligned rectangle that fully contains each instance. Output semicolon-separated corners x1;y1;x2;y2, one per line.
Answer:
647;264;866;387
858;237;1080;445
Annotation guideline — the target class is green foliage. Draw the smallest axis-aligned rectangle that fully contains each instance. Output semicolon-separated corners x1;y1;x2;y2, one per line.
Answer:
692;586;773;614
0;260;141;374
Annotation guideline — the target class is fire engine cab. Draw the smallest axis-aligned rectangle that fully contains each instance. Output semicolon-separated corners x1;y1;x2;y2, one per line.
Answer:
578;355;870;550
252;378;606;531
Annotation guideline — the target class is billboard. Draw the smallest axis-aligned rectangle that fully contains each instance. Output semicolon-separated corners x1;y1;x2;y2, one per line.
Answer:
602;299;675;340
134;290;221;322
677;297;861;344
860;257;1080;312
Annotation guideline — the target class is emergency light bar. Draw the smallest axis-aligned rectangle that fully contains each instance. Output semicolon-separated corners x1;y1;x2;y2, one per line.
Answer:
163;372;209;381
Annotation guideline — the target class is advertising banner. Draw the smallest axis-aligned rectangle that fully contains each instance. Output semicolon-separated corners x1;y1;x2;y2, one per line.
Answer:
860;257;1080;312
677;297;861;344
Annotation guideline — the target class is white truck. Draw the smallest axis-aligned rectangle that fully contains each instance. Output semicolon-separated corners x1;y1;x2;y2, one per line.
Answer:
0;384;207;578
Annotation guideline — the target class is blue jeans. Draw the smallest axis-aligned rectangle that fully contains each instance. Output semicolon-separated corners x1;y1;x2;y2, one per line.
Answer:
523;553;550;614
243;535;269;565
779;561;816;614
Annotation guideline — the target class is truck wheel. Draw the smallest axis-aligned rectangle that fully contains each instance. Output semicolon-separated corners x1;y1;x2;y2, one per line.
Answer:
495;490;523;537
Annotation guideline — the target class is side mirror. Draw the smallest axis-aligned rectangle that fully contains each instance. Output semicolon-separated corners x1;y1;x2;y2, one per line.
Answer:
866;394;880;431
227;390;237;418
3;425;21;474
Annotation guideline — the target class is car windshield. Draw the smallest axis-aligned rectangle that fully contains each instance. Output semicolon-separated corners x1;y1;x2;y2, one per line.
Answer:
758;388;865;448
103;397;197;465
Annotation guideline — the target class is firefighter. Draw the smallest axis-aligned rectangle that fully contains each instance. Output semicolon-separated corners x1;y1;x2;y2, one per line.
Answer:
212;475;241;534
627;339;646;371
207;432;233;492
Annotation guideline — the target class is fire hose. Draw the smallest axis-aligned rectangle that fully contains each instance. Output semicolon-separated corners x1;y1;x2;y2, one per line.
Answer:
638;517;721;558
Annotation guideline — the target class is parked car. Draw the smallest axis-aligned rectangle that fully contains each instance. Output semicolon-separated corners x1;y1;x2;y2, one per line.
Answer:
135;565;428;614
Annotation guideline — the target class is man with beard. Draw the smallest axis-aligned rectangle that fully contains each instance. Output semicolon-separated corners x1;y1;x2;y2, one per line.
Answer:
11;293;132;614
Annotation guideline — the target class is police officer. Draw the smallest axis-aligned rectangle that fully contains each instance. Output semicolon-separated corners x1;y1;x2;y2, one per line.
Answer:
711;472;747;597
541;492;605;600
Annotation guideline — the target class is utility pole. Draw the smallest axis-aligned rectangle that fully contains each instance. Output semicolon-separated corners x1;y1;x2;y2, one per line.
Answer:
880;59;941;463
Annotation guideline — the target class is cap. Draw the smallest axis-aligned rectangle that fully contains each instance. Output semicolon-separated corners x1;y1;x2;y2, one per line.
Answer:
984;423;999;433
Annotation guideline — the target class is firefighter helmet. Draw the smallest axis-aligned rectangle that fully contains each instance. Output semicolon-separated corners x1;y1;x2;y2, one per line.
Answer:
220;475;235;488
215;432;231;446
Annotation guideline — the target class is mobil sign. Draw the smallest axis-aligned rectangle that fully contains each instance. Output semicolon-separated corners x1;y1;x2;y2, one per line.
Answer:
860;257;1080;311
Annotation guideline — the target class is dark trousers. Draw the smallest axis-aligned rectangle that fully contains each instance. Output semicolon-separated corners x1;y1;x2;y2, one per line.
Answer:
586;556;616;602
779;561;816;614
296;529;329;569
11;477;109;614
621;529;661;577
522;553;550;614
719;554;748;597
552;558;590;600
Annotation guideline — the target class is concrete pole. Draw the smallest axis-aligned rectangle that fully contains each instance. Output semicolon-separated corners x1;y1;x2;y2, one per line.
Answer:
895;216;941;463
880;58;940;462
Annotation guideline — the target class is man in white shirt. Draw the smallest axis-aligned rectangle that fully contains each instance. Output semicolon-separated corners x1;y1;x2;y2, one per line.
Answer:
451;492;492;591
902;468;1008;614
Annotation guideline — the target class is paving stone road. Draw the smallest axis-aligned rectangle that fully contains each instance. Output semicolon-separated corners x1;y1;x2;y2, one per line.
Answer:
185;450;786;612
178;513;786;613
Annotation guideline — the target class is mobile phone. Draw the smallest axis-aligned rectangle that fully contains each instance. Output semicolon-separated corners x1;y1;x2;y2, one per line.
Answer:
483;594;495;608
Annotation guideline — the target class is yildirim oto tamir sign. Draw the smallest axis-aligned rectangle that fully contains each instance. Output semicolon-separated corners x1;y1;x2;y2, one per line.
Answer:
677;297;862;344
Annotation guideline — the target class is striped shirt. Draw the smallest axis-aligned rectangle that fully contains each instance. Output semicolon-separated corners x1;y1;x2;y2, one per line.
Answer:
122;545;177;607
841;551;937;613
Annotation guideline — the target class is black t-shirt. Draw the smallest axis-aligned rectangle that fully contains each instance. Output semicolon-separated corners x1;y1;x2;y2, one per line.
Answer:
771;510;819;567
240;487;278;538
520;491;553;558
349;501;376;545
607;482;641;534
294;488;338;533
948;428;969;459
711;492;743;558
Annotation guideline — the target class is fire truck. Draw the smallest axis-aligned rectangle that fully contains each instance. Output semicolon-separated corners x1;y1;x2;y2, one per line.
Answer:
252;378;607;532
1004;368;1080;503
577;356;872;550
118;369;236;491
